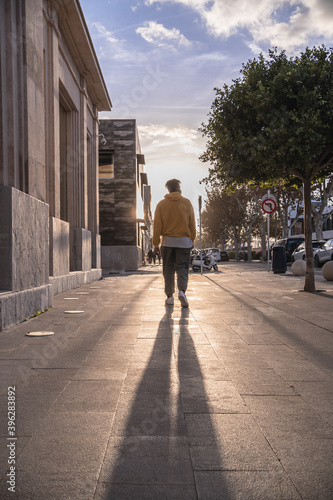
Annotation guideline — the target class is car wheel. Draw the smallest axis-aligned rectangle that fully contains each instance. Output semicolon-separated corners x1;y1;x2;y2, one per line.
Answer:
314;255;320;267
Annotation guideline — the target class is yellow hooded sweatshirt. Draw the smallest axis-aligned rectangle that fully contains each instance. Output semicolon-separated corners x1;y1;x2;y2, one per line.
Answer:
153;192;196;247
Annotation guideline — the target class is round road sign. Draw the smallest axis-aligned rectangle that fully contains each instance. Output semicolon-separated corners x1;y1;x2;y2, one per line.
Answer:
261;198;277;214
261;193;277;204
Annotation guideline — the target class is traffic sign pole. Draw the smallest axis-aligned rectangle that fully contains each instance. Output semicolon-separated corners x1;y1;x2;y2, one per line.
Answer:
267;190;270;272
261;190;278;272
199;196;202;275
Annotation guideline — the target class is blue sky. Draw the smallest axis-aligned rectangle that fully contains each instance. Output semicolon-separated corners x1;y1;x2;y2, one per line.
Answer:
80;0;333;215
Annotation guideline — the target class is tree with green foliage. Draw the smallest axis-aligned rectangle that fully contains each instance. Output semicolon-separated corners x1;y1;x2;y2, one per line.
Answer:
202;187;245;258
311;175;333;240
200;46;333;292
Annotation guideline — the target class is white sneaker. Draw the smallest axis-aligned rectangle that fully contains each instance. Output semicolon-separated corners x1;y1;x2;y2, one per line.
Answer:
178;291;189;308
165;296;174;305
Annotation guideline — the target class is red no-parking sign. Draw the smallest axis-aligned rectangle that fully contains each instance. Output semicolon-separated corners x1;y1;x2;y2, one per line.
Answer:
261;192;277;271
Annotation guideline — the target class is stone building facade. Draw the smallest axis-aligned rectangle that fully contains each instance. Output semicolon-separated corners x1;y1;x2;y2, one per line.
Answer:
0;0;111;330
99;119;152;271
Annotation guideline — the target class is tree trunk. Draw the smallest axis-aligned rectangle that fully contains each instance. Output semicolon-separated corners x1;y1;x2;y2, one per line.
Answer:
303;178;316;293
283;206;289;237
311;208;323;240
246;230;252;262
260;231;267;261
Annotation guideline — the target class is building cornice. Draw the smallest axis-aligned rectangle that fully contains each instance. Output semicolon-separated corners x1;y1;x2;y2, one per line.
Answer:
54;0;112;111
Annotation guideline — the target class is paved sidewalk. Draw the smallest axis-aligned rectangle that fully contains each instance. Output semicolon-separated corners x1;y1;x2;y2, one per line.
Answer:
0;262;332;499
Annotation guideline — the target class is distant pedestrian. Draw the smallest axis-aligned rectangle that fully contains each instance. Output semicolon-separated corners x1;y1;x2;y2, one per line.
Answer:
153;179;196;307
147;248;154;264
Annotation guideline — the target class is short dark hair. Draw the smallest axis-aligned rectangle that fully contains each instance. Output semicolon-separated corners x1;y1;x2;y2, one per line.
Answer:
165;178;181;193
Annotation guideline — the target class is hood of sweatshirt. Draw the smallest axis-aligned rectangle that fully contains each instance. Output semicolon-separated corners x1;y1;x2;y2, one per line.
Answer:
164;192;183;201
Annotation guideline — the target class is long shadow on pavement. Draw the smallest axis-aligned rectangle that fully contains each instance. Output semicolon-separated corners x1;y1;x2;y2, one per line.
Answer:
97;306;226;499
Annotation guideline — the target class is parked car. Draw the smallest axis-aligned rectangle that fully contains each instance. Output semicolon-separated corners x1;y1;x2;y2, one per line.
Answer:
291;240;326;262
239;247;249;260
314;238;333;266
219;250;229;261
273;236;304;263
205;248;222;261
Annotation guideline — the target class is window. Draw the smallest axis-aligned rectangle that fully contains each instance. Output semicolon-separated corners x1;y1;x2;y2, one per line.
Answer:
59;102;69;221
99;150;114;178
59;83;77;224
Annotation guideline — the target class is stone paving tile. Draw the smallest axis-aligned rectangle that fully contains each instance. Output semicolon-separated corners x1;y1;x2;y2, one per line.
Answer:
16;412;114;482
217;313;263;325
243;395;333;441
111;391;186;438
94;482;197;499
180;379;249;414
80;356;131;370
177;358;230;381
0;369;76;437
130;356;177;371
177;343;220;361
73;366;129;382
213;346;273;371
194;470;301;500
0;475;98;500
251;345;331;382
271;438;333;500
229;322;280;335
0;436;30;478
138;329;173;339
186;413;279;471
190;315;229;325
226;368;296;396
134;338;173;351
52;380;123;412
6;391;63;438
0;333;30;353
95;331;139;346
0;360;37;394
292;380;333;426
232;330;284;345
123;367;179;392
99;436;194;486
296;313;333;333
33;349;91;370
85;341;134;364
201;328;245;342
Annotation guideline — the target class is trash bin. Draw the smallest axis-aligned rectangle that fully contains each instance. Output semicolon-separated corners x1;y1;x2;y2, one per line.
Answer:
272;245;287;273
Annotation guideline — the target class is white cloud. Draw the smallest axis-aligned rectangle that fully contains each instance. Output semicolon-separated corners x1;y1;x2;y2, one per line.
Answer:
186;51;228;64
139;123;203;153
91;22;147;63
136;21;191;50
144;0;333;53
138;124;207;211
92;21;119;44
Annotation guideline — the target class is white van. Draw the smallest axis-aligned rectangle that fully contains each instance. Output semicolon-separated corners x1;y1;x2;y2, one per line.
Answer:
205;248;221;261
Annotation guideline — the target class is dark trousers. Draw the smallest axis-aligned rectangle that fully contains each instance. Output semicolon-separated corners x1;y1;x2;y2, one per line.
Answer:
161;246;191;297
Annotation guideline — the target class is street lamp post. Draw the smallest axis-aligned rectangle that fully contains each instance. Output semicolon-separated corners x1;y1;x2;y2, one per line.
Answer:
199;196;203;275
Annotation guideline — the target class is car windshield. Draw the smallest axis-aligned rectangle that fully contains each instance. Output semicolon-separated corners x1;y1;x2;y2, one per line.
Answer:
313;241;325;248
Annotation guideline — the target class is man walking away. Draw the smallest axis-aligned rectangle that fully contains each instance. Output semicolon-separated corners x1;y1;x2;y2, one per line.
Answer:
153;179;196;308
